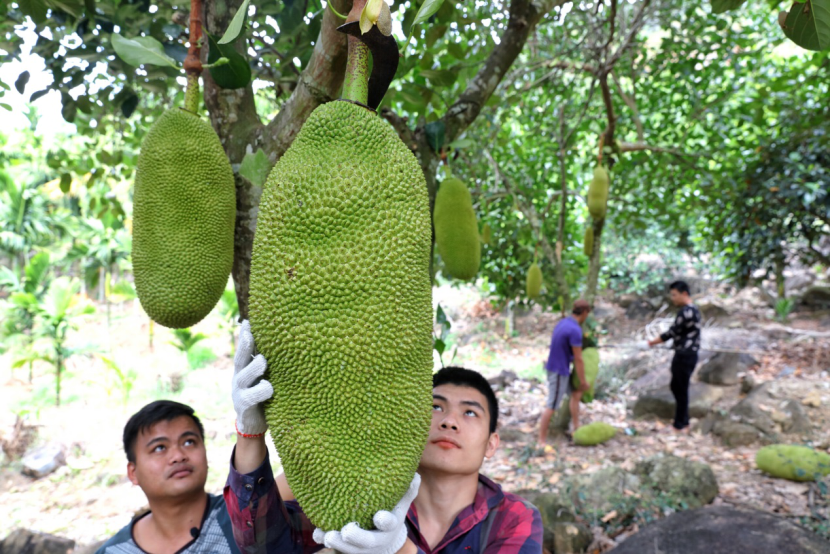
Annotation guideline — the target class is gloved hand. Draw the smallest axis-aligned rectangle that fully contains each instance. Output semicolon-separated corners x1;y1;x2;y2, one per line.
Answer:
313;473;420;554
232;320;273;436
635;340;651;351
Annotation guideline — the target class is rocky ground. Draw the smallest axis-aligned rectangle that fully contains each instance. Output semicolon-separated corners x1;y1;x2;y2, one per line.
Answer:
1;277;829;553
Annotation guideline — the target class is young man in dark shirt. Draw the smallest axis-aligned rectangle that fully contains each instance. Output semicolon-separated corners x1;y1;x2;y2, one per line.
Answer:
648;280;702;432
96;400;239;554
226;321;543;554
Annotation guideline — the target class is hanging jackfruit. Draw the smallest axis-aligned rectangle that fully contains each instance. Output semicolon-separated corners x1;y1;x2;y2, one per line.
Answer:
481;223;491;245
584;227;594;257
526;262;542;299
248;100;433;531
587;165;609;220
433;177;481;280
132;108;236;328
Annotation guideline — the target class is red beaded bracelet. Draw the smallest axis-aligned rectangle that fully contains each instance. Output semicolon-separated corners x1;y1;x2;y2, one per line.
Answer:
235;420;265;439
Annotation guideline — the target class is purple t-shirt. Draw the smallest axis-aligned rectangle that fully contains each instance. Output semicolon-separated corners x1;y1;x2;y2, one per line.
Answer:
545;316;583;376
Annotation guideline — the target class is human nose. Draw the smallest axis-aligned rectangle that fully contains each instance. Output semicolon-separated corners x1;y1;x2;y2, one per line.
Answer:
439;412;459;431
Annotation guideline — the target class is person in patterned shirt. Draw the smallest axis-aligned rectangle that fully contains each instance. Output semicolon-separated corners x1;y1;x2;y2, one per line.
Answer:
648;280;702;432
96;400;240;554
227;321;543;554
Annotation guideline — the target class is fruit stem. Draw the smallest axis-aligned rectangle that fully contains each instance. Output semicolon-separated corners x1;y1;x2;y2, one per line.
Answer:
183;0;204;114
342;35;370;105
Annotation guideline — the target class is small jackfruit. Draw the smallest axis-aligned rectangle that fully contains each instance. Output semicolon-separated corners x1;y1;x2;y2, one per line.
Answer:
526;262;542;299
434;178;481;280
571;346;600;403
481;223;491;245
587;165;609;220
573;422;616;446
756;444;830;482
132;108;235;328
584;227;594;257
249;101;433;531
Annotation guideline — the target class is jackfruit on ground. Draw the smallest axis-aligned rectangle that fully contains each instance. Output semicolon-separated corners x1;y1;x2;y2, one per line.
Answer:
132;108;235;328
587;165;609;220
526;262;542;299
584;227;594;257
248;100;433;531
481;223;491;245
571;346;600;402
573;422;616;446
433;178;480;280
755;444;830;482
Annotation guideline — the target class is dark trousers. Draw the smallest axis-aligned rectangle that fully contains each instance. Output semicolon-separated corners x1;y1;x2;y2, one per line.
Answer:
670;350;698;429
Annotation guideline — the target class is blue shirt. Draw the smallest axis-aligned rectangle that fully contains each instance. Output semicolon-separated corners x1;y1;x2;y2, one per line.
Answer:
545;316;582;376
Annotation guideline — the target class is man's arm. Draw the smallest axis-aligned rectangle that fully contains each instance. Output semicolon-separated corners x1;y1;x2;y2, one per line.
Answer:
649;310;687;347
571;346;589;392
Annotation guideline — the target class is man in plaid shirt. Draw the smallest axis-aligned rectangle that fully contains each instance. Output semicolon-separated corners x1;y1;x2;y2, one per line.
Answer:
225;321;543;554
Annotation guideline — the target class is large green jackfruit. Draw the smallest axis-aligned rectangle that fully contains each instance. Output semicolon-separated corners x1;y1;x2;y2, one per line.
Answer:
571;346;600;403
584;227;594;257
249;101;433;531
587;166;609;220
756;445;830;482
526;262;542;299
132;108;235;328
434;177;480;280
573;421;616;446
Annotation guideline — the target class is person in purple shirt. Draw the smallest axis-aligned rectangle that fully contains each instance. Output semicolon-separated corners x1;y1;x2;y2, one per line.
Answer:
225;321;543;554
537;299;591;446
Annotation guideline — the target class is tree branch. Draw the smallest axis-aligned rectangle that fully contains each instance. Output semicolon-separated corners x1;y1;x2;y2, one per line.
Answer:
610;70;643;142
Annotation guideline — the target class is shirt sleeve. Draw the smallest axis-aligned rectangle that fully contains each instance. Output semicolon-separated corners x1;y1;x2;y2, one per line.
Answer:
570;325;583;348
224;446;322;554
482;503;544;554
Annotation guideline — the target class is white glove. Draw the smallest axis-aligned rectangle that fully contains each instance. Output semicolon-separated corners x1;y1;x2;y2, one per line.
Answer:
232;320;273;436
312;473;420;554
635;340;651;351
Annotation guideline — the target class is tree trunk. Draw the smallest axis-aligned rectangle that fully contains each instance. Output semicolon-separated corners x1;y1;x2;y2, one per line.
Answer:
774;248;786;299
555;143;571;313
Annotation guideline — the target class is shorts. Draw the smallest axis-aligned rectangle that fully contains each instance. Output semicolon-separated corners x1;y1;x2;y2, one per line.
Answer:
546;371;574;410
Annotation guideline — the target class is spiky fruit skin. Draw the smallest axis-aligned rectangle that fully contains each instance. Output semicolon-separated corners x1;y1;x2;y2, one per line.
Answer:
573;422;616;446
249;101;433;531
587;166;609;220
584;227;594;257
434;178;480;280
756;445;830;482
526;263;542;299
481;223;491;245
571;347;600;403
132;108;235;328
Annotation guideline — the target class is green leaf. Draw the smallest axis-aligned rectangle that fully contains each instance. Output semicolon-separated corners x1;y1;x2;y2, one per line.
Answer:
206;32;251;90
18;0;48;24
14;71;30;95
425;119;446;152
111;33;179;68
781;0;830;51
0;103;10;111
434;338;446;355
30;88;50;102
711;0;747;14
420;69;456;87
412;0;446;29
59;173;72;193
218;0;252;44
24;252;50;294
449;138;475;150
239;148;272;188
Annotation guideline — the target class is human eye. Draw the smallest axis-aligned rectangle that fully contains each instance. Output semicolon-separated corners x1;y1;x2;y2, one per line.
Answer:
465;409;478;417
152;445;165;453
432;404;443;412
184;438;197;446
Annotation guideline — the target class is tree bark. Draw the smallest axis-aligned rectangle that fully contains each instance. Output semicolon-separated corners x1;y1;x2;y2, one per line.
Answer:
203;0;350;318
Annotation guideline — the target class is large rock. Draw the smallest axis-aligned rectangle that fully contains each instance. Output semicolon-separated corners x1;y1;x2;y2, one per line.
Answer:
0;529;75;554
713;419;767;447
697;301;729;320
800;284;830;309
21;444;65;479
634;455;719;509
633;383;724;420
552;522;591;554
610;505;830;553
563;466;644;517
697;352;758;386
713;383;812;446
527;492;577;552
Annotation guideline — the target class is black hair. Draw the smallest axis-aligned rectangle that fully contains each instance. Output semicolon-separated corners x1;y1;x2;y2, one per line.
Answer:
572;307;589;315
669;280;691;296
433;367;499;433
123;400;205;463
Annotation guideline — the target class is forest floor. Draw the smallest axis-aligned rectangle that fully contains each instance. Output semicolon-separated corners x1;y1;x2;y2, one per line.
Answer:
1;282;829;550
